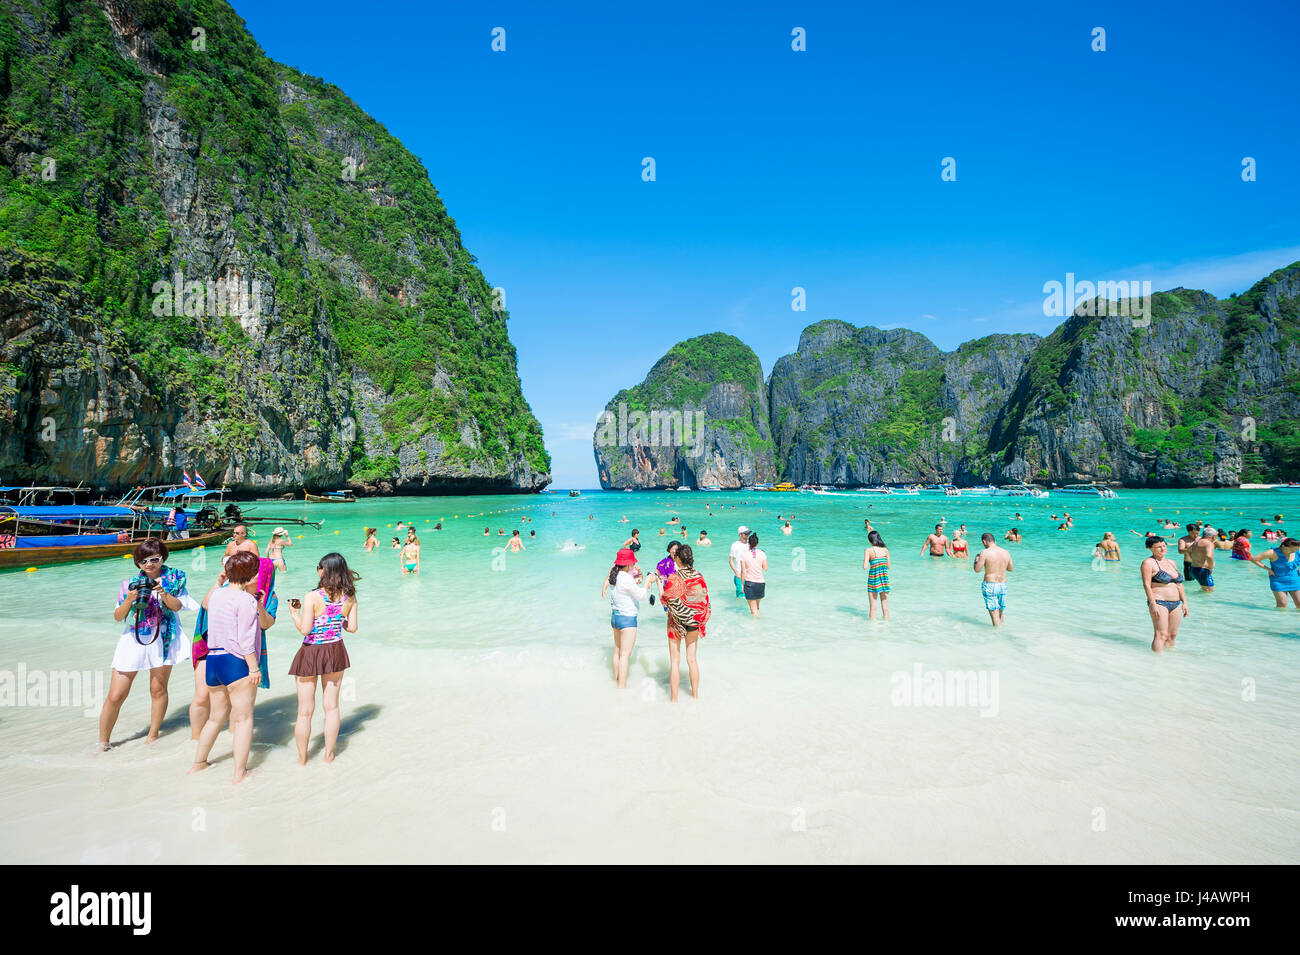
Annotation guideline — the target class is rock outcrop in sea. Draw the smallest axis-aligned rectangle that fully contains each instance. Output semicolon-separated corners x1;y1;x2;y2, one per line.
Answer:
595;263;1300;488
593;333;778;489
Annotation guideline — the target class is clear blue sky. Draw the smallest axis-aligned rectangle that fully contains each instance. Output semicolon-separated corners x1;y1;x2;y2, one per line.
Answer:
233;0;1300;487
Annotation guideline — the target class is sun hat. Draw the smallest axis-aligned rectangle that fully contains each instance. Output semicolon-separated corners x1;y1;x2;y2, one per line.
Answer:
273;526;287;537
614;548;637;566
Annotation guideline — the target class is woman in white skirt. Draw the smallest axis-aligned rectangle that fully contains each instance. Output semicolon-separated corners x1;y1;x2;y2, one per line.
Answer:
97;538;195;749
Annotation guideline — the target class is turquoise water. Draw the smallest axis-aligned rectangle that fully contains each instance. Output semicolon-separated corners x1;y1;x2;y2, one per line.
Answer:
1;488;1297;862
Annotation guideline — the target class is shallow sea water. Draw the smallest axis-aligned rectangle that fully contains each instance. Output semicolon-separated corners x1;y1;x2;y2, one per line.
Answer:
1;488;1297;862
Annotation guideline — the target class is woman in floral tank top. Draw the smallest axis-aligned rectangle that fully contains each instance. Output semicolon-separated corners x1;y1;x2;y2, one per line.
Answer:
287;553;359;765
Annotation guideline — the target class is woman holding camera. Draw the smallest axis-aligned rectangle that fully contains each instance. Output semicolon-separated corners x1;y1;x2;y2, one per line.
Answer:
97;538;193;750
190;551;264;784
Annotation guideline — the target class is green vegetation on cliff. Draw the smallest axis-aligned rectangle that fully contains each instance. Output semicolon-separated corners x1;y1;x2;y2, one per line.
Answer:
610;333;763;411
0;0;548;483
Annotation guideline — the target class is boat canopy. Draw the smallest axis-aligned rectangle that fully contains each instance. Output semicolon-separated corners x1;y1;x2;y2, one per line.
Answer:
0;505;135;520
160;487;224;499
17;533;123;547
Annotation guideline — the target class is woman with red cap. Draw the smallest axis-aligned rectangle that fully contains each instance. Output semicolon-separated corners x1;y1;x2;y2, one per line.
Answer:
602;547;653;688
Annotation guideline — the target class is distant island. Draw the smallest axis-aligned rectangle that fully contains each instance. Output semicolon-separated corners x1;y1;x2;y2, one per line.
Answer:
594;263;1300;489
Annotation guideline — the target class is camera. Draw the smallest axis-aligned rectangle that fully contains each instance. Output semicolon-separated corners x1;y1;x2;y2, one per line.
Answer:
131;575;154;605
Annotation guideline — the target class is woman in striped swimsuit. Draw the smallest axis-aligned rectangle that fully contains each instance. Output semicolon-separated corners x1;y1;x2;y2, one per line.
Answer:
287;553;358;764
863;530;891;620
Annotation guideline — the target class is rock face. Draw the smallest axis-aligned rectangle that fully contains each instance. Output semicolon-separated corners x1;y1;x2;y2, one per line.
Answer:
769;322;1040;485
593;333;778;489
988;264;1300;486
597;262;1300;488
0;0;549;494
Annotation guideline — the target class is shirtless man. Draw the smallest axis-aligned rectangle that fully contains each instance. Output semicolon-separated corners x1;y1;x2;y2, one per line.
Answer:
223;523;260;562
1176;523;1199;580
921;524;950;557
1185;528;1221;591
973;532;1013;626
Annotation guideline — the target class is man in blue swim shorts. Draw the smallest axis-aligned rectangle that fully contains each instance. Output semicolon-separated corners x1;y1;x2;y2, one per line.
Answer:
1186;528;1220;592
973;532;1013;627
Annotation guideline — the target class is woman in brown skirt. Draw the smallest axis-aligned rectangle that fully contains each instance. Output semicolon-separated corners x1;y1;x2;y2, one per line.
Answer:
287;553;359;764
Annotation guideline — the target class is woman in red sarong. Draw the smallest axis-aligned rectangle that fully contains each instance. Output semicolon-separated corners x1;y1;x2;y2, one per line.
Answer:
661;544;710;702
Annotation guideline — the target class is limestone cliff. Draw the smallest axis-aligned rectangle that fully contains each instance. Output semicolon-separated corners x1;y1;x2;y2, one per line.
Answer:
768;322;1040;484
593;333;778;489
0;0;549;493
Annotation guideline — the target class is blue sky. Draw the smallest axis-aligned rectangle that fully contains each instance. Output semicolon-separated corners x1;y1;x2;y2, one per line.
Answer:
233;0;1300;487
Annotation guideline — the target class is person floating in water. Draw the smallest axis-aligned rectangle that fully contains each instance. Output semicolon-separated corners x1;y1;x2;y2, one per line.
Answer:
505;530;526;552
1004;527;1022;542
973;533;1012;627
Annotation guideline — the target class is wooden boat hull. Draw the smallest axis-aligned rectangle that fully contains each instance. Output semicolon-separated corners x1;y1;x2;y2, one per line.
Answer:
304;492;355;503
0;529;228;571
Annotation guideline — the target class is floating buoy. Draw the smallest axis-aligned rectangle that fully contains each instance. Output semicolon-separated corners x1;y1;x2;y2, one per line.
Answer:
296;535;303;539
26;567;37;572
123;554;131;559
333;530;339;534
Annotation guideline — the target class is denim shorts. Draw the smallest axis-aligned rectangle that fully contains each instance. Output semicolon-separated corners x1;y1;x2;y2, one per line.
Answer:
611;612;637;629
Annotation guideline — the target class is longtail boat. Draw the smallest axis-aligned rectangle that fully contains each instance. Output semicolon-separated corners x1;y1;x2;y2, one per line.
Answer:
305;490;356;503
0;505;227;571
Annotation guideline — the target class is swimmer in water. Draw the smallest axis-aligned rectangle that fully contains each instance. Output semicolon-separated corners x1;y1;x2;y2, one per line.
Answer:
696;530;711;546
1248;536;1300;608
390;537;400;549
363;527;378;552
505;530;525;552
782;521;792;536
400;536;420;575
1004;527;1022;542
1094;531;1121;562
483;527;490;536
921;524;950;557
950;526;969;557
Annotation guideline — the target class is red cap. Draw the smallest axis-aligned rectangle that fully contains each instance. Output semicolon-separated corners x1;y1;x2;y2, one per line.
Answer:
614;548;637;566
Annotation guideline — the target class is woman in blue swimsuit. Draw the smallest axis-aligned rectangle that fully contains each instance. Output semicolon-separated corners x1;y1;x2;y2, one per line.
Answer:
1248;537;1300;609
1141;536;1188;653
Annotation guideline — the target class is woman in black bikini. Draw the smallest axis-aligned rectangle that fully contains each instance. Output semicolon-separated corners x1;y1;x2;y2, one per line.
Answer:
1141;536;1189;653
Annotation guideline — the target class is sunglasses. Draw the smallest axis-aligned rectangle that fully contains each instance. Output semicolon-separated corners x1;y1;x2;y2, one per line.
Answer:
139;556;163;565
